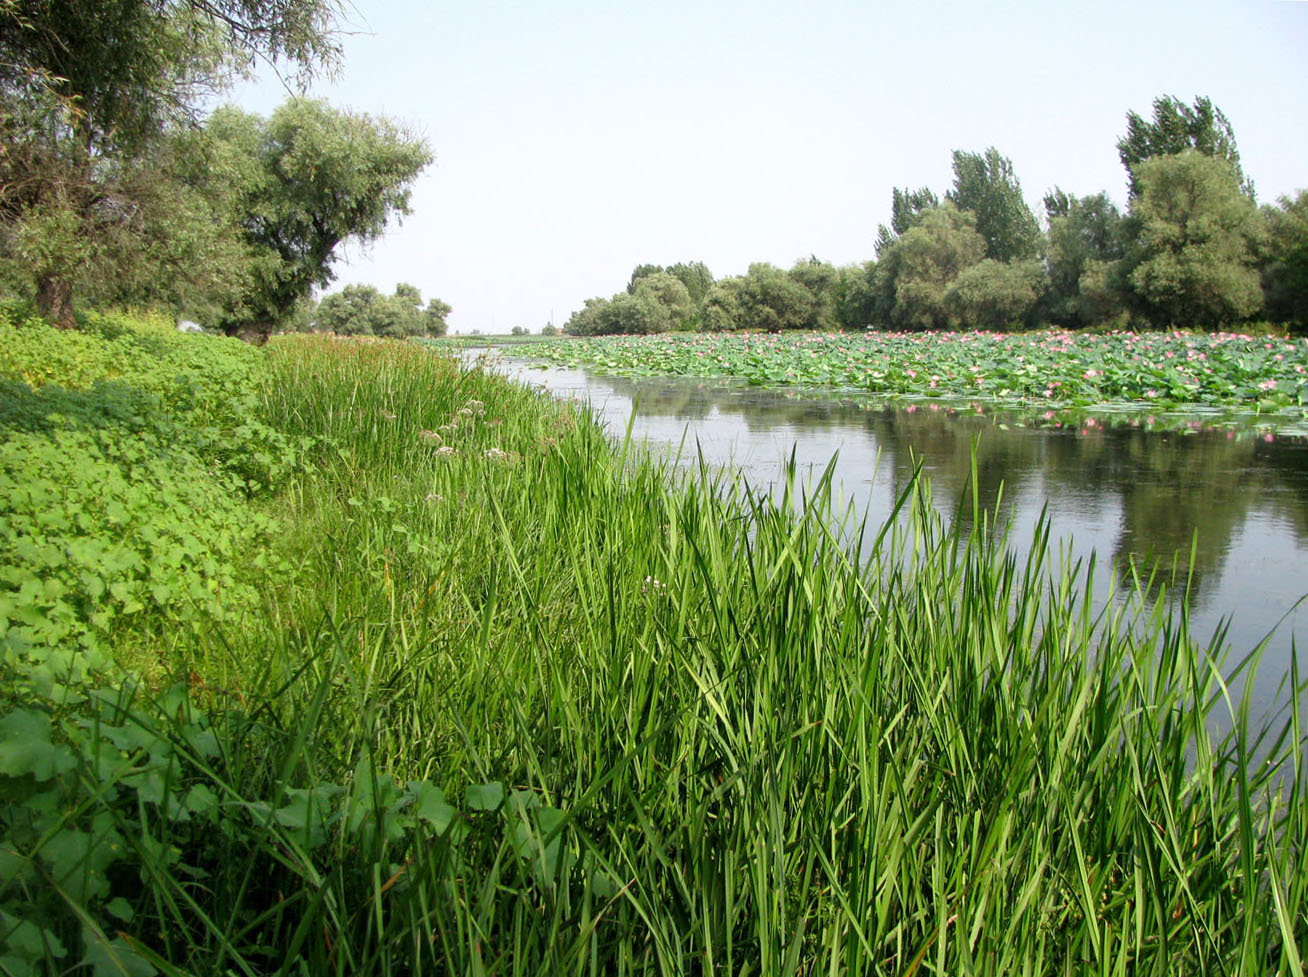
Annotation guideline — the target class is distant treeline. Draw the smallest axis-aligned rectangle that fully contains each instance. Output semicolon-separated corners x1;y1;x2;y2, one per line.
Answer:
281;283;451;338
566;96;1308;336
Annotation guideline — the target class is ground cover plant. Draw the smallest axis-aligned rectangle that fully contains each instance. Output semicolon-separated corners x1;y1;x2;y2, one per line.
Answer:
511;329;1308;419
1;316;1305;974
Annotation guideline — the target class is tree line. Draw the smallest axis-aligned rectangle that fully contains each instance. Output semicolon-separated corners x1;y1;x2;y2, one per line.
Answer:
0;0;440;343
566;96;1308;336
277;282;451;338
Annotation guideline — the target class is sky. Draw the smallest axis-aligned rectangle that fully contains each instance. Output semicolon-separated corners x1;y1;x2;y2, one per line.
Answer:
230;0;1308;334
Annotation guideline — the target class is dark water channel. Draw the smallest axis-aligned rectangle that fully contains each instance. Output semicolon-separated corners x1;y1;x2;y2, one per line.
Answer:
487;354;1308;723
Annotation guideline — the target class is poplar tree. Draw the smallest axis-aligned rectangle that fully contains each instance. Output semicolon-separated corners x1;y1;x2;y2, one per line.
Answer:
947;147;1041;263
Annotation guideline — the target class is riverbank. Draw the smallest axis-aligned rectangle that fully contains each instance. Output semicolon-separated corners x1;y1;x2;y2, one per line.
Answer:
2;314;1304;974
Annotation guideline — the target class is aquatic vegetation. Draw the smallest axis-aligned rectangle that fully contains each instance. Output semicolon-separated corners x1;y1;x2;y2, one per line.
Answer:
519;329;1308;416
1;320;1304;973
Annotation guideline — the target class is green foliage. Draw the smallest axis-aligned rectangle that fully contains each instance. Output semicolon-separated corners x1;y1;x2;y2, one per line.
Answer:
527;329;1308;415
832;261;878;329
733;262;816;331
1263;190;1308;329
625;263;665;293
787;255;840;330
873;206;987;329
0;654;557;975
1118;94;1249;198
312;282;450;337
0;0;341;325
627;261;713;306
0;312;301;667
0;419;263;658
945;257;1044;329
1123;150;1264;326
665;260;714;305
874;185;939;256
205;99;432;341
948;146;1041;261
632;272;695;329
1043;190;1128;327
0;323;1304;972
604;290;668;334
700;277;744;332
564;272;695;335
563;295;610;336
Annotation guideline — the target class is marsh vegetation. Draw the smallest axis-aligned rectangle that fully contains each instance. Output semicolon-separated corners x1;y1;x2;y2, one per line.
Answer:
1;314;1304;974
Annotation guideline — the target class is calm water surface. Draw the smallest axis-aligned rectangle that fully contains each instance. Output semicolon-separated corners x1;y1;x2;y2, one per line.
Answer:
487;354;1308;720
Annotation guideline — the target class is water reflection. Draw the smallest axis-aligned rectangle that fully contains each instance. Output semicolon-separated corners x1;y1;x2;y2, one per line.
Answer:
583;372;1308;605
491;357;1308;717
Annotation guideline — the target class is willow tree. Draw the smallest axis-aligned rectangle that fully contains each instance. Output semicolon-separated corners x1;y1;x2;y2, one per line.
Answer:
0;0;341;326
204;99;431;343
1122;150;1263;326
872;206;987;330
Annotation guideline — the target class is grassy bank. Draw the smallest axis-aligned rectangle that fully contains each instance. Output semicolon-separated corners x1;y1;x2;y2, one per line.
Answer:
1;313;1305;974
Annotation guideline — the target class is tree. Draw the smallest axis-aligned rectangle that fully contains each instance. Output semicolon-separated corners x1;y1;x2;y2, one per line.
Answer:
872;206;987;330
564;297;611;336
313;282;377;334
875;187;939;256
947;147;1041;262
788;256;839;330
833;262;877;329
0;0;341;326
1118;95;1249;199
626;264;664;294
1043;190;1128;327
424;298;451;336
632;272;694;330
206;99;431;342
602;291;666;334
945;258;1044;329
1121;150;1263;326
701;278;744;332
735;263;815;331
665;261;714;306
627;261;713;307
312;282;449;336
1262;191;1308;329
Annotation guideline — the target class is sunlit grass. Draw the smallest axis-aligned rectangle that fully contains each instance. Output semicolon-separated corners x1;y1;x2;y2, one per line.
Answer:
2;327;1303;973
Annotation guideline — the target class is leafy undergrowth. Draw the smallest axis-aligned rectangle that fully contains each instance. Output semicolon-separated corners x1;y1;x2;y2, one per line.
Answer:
515;329;1308;419
1;319;1305;974
0;308;309;680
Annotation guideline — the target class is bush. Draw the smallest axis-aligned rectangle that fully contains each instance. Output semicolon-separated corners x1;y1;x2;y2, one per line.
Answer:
0;314;298;671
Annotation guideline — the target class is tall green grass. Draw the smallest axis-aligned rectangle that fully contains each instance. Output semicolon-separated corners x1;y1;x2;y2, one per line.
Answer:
2;328;1304;974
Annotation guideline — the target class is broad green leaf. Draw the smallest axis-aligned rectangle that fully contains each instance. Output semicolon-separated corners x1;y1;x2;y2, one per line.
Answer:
0;709;75;780
464;781;504;812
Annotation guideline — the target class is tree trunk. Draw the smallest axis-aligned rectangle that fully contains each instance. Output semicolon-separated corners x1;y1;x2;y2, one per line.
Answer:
223;319;274;346
36;275;76;329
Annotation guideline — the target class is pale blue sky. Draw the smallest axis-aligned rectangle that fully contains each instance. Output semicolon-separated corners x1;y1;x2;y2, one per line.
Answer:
231;0;1308;333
